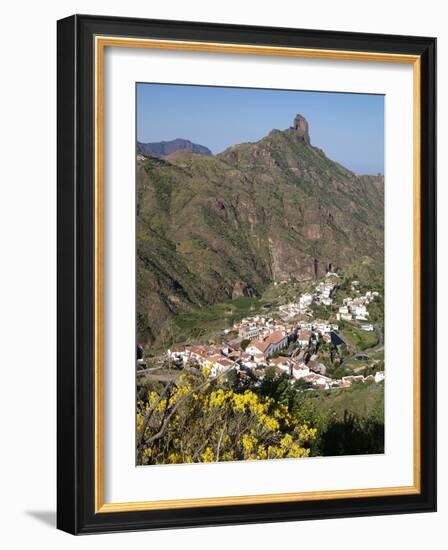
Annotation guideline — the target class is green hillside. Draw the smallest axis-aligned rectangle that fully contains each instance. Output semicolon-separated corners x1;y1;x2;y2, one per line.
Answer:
136;115;384;346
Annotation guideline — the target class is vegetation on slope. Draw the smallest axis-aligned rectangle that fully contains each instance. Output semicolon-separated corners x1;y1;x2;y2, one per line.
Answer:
137;368;384;464
136;118;384;349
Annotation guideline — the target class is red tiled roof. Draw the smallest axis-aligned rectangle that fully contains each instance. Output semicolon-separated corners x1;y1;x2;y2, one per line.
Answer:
264;331;287;345
248;340;271;353
216;358;234;367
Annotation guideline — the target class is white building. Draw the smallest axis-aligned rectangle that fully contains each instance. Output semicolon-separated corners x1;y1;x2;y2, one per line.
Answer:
299;294;314;307
239;324;261;340
313;321;331;334
375;371;385;383
297;329;311;348
337;312;353;321
302;373;332;389
268;356;291;376
167;345;189;363
291;363;310;380
210;357;238;377
246;331;289;358
353;305;369;320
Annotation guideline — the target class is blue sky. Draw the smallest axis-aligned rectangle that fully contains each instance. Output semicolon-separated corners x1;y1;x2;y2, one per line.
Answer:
137;83;384;175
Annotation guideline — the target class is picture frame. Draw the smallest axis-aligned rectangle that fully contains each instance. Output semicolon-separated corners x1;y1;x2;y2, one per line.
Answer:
57;14;436;534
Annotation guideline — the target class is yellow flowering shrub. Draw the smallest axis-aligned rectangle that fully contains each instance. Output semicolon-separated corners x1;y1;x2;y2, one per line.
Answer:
201;447;215;462
136;371;317;465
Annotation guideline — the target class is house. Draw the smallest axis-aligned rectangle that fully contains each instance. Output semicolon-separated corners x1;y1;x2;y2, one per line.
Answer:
226;338;241;349
189;345;208;366
337;312;353;321
167;345;189;363
210;357;238;377
302;373;332;390
291;363;310;380
239;353;258;371
246;340;271;357
189;346;224;369
299;294;313;307
264;330;288;355
313;320;331;334
226;348;240;360
352;304;369;320
361;324;374;331
279;303;302;319
254;353;267;365
297;329;311;348
238;324;261;340
246;331;288;358
268;356;291;375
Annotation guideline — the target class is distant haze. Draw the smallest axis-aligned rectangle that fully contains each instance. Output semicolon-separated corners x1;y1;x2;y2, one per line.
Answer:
137;83;384;176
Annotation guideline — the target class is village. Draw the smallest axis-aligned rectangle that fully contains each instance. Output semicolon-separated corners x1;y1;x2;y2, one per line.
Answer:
141;272;384;392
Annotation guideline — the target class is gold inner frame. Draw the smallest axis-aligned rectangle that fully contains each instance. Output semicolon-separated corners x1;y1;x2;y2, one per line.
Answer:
94;36;422;513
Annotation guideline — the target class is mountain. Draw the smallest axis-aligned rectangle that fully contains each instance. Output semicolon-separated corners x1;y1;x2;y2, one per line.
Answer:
137;138;212;158
136;114;384;345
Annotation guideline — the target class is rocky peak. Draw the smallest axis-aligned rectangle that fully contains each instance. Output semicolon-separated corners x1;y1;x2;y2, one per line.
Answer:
291;114;310;144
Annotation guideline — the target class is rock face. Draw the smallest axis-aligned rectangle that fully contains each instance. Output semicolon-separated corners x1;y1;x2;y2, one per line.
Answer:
292;114;310;143
137;138;212;158
136;115;384;345
231;281;254;299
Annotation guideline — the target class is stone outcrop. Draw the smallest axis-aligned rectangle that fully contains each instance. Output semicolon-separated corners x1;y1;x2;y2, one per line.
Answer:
291;114;310;143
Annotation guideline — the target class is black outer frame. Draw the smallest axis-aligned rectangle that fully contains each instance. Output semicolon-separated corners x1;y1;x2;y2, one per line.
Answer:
57;14;436;535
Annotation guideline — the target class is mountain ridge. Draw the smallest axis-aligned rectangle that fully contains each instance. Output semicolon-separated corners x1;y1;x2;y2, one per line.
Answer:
137;138;212;158
136;114;384;346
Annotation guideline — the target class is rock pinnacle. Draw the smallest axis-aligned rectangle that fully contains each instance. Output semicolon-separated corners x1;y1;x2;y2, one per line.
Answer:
292;114;310;144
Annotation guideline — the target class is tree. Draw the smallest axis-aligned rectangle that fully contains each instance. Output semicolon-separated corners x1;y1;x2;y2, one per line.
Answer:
240;338;251;351
224;368;239;389
318;410;384;456
136;371;316;465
